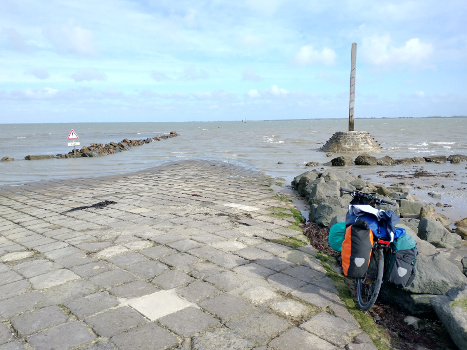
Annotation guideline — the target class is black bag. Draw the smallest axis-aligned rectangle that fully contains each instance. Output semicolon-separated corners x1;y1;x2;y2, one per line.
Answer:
386;234;418;287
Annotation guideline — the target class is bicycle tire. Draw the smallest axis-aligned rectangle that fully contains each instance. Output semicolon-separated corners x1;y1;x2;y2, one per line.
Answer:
356;247;384;311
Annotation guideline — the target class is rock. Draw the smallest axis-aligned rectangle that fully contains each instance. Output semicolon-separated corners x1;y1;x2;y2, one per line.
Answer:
309;203;348;227
448;154;467;164
291;170;320;197
374;185;392;196
350;179;366;190
398;199;424;218
424;155;447;164
305;161;320;167
354;154;377;166
331;156;353;166
418;218;462;248
81;150;100;157
462;258;467;276
456;218;467;228
25;155;55;160
395;157;426;165
420;205;452;228
456;227;467;239
397;224;438;256
376;156;395;166
431;285;467;350
1;156;14;161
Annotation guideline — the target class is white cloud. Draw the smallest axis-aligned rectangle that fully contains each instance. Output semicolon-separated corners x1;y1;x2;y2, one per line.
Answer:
151;71;171;81
248;89;260;98
1;27;30;52
25;68;49;79
43;20;96;56
71;69;107;82
294;45;336;66
242;68;262;81
362;35;434;67
179;67;209;80
246;85;289;99
269;84;288;96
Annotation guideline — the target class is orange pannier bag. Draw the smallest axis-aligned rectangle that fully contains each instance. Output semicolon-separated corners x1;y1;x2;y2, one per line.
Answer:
341;219;374;278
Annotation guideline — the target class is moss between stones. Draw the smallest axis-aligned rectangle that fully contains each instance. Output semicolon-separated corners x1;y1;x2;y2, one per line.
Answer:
271;235;309;249
267;204;304;232
451;297;467;311
316;251;393;350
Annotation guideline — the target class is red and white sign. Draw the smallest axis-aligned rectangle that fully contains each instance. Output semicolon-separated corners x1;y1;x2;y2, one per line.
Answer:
68;129;79;139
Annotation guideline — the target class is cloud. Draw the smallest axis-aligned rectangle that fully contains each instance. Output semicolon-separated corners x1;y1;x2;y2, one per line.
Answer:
246;85;289;99
8;87;58;100
71;69;107;82
151;71;171;81
362;35;434;67
242;68;262;81
43;20;96;56
25;68;50;79
294;45;336;66
179;67;209;80
1;27;30;52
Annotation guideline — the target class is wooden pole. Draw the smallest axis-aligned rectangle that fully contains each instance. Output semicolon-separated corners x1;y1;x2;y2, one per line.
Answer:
349;43;357;131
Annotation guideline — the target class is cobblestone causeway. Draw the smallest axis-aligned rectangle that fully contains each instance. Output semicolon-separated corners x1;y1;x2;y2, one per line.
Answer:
0;160;376;350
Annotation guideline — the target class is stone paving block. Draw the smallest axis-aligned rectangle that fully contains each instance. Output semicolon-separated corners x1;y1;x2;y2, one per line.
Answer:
268;327;336;350
0;251;34;263
283;265;326;282
301;311;362;347
71;261;114;277
242;286;280;306
37;280;99;308
267;272;307;294
110;280;159;299
0;271;23;286
167;239;203;252
0;280;30;301
225;308;291;345
111;322;180;350
151;269;194;289
311;276;338;294
234;247;274;260
90;269;137;289
43;246;82;260
139;245;176;259
192;326;254;350
29;269;80;289
233;263;275;278
124;260;169;279
191;232;225;243
177;280;221;303
158;306;219;338
33;241;69;253
83;339;118;350
269;299;316;319
150;234;185;245
159;252;199;270
256;256;294;272
27;321;95;350
85;306;147;337
210;240;248;252
12;259;56;278
124;240;153;251
75;242;112;253
205;271;248;292
209;252;248;269
65;292;119;319
189;261;226;279
291;284;341;309
10;305;68;336
0;291;42;319
199;293;252;321
106;252;149;268
0;322;13;344
0;341;24;350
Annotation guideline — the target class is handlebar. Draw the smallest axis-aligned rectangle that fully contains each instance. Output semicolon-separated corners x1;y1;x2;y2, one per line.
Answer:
340;188;396;206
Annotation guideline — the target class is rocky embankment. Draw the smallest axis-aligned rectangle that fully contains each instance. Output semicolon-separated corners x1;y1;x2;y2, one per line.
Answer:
1;131;178;161
292;168;467;349
322;153;467;166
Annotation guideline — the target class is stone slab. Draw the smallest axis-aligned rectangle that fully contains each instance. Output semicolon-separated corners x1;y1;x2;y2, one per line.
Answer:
158;306;220;337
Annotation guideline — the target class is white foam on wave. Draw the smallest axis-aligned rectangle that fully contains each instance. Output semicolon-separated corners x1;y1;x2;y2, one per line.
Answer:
17;136;26;139
263;135;284;144
431;142;455;145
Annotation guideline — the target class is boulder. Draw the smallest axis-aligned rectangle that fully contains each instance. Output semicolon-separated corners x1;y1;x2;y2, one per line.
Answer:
420;205;452;228
376;156;395;166
395;157;426;165
25;155;55;160
331;156;353;166
354;154;377;166
398;199;424;218
291;170;320;197
424;155;447;164
309;203;348;227
1;156;14;162
349;178;366;190
431;286;467;350
448;154;467;164
305;162;320;167
418;217;462;248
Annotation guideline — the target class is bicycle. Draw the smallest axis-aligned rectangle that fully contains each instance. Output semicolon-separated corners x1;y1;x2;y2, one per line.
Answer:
340;188;397;311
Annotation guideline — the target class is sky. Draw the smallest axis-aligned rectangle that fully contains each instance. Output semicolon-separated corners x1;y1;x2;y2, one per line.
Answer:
1;0;466;123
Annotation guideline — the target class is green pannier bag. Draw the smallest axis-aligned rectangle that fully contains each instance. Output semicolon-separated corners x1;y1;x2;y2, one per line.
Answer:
328;222;346;252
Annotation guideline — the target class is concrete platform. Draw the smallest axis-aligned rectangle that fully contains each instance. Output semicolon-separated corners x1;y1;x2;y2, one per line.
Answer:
0;160;376;349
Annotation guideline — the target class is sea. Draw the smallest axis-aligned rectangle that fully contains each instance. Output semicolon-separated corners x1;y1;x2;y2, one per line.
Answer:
1;117;466;221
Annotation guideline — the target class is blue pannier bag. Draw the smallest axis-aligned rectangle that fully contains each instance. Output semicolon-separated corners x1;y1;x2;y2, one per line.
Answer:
385;233;418;287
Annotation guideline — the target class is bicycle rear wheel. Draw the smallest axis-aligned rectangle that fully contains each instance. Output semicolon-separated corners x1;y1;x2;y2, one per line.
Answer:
356;247;384;311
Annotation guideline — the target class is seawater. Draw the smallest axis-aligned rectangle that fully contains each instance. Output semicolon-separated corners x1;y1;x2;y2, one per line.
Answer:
1;118;467;187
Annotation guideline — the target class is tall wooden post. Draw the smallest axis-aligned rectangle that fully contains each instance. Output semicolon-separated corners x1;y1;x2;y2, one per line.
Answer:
349;43;357;132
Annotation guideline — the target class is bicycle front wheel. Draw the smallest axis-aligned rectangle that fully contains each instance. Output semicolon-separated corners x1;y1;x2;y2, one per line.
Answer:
356;247;384;311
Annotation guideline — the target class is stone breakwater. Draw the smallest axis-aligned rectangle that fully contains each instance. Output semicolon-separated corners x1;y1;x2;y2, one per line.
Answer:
1;131;178;161
325;153;467;166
